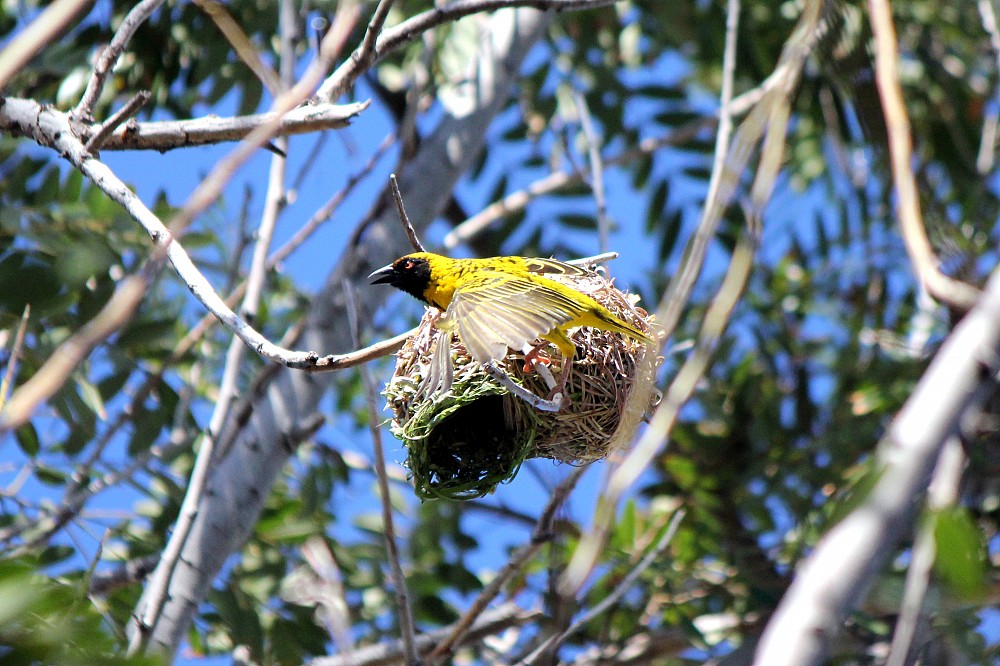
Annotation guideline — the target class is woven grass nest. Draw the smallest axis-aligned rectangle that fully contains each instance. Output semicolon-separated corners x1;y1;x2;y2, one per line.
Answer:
383;267;659;501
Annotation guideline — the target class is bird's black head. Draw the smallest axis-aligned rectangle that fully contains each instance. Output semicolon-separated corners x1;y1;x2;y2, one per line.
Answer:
368;254;433;304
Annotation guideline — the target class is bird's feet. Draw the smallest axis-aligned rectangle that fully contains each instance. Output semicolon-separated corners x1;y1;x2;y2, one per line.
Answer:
522;341;551;372
545;363;572;403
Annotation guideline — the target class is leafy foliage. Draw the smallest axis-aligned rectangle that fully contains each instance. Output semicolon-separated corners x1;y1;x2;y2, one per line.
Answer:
1;0;999;664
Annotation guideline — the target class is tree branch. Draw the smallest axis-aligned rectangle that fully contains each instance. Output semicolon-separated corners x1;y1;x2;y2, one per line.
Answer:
315;0;619;102
81;100;369;152
311;602;540;666
867;0;980;310
348;280;418;665
72;0;166;121
0;262;159;435
0;0;93;91
127;7;554;656
0;97;390;433
427;467;585;663
751;267;1000;666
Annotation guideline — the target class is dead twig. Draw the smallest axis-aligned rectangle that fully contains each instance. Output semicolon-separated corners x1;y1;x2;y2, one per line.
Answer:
346;280;419;665
868;0;980;310
427;468;585;662
0;304;31;416
390;174;425;252
0;0;93;91
85;91;151;152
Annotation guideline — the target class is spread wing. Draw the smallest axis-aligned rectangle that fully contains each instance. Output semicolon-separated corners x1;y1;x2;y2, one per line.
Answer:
441;272;584;364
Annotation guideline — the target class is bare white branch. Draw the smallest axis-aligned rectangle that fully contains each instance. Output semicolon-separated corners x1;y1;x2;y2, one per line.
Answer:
91;100;369;152
752;268;1000;666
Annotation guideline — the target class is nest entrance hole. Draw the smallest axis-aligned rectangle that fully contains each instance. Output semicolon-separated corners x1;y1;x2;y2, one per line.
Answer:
421;394;527;495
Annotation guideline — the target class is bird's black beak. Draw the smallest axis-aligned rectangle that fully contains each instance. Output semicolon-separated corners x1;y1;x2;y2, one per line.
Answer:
368;264;396;285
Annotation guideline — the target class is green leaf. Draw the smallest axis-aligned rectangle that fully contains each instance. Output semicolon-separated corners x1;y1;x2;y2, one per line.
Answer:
75;375;107;420
258;516;323;544
15;423;40;457
647;180;668;233
128;406;164;456
931;507;987;599
0;251;64;315
35;465;67;486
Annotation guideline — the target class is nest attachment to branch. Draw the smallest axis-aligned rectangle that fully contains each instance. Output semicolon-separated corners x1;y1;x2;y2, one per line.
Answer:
383;270;659;501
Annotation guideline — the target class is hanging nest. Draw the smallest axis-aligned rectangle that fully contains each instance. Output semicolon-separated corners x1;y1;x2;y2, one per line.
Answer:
383;268;659;501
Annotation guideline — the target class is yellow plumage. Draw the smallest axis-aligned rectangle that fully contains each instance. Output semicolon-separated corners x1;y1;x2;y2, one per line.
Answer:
369;252;655;394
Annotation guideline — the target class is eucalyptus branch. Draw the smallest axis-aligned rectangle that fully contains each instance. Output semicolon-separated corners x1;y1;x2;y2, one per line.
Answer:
751;267;1000;666
313;602;540;666
573;90;610;255
315;0;619;103
562;215;759;595
0;98;376;414
77;100;369;152
85;91;152;152
868;0;980;310
444;119;713;249
73;0;166;121
427;467;586;663
347;280;419;665
0;0;92;91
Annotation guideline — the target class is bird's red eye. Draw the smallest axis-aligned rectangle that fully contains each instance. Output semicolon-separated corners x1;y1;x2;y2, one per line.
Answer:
404;259;414;270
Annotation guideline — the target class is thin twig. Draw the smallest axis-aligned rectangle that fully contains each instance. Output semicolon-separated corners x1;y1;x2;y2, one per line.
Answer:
193;0;282;95
752;270;1000;666
0;0;93;91
655;0;742;342
427;467;586;663
315;0;398;101
442;119;713;250
316;0;620;103
346;280;419;665
0;304;31;416
868;0;980;310
73;0;166;121
977;0;1000;174
0;263;158;435
885;437;966;666
85;91;152;152
562;214;759;595
390;174;425;252
519;508;686;664
573;91;610;255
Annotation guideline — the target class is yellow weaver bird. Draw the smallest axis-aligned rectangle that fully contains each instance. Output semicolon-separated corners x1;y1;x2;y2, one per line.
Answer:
369;252;655;397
